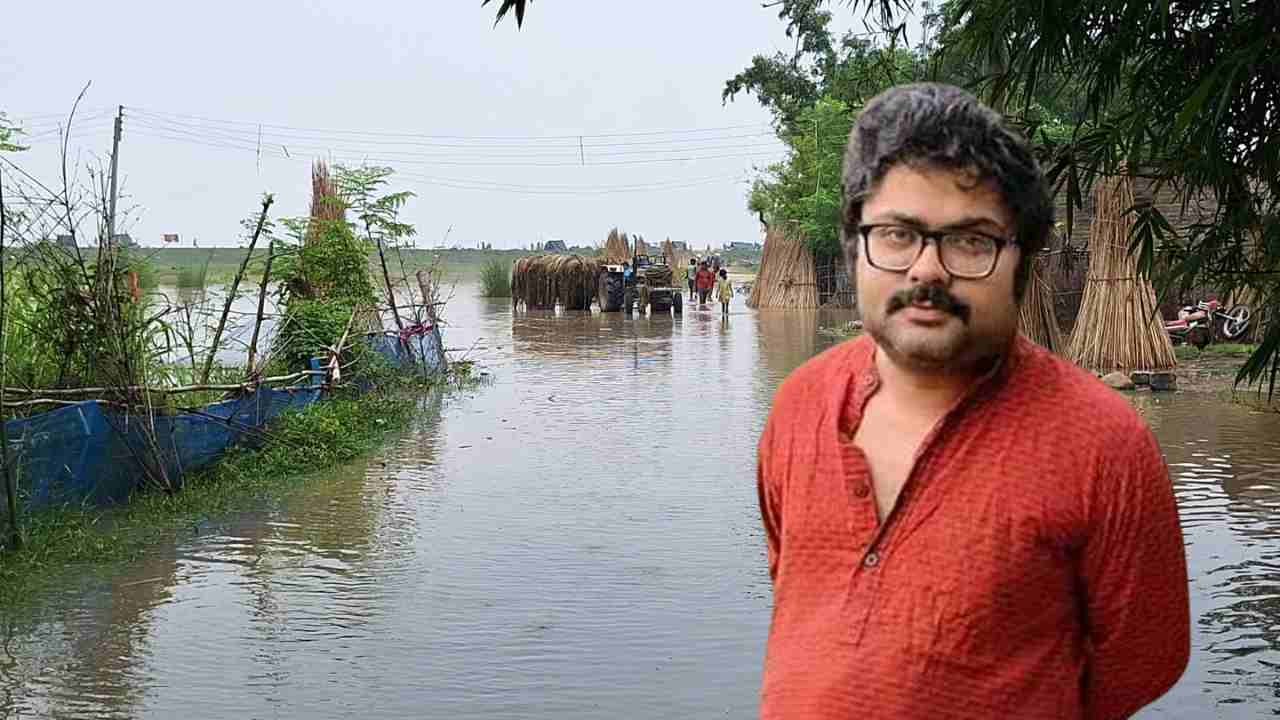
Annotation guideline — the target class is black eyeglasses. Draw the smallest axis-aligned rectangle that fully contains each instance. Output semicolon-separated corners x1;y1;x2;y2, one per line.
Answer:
857;223;1017;279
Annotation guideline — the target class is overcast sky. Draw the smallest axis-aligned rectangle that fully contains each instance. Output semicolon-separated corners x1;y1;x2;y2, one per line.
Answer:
3;1;919;250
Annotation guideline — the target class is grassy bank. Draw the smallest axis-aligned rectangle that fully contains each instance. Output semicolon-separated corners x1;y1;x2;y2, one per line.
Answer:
0;371;467;607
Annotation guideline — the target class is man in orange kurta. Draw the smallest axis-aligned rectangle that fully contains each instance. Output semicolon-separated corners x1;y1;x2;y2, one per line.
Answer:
756;83;1189;719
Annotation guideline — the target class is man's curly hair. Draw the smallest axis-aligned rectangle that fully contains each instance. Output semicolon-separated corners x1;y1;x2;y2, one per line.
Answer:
841;83;1053;299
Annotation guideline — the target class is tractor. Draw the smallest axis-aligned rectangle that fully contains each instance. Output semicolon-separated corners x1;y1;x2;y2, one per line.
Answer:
597;254;683;315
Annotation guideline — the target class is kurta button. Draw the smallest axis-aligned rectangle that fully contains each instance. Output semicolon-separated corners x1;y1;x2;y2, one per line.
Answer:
854;483;870;498
863;551;880;568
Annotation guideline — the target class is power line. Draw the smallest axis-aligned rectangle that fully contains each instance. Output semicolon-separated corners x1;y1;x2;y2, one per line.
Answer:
127;116;785;161
126;110;779;153
126;106;773;142
124;125;786;168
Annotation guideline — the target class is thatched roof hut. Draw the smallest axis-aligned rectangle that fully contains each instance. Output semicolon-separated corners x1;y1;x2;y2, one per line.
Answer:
512;254;600;311
1066;171;1177;371
747;229;818;309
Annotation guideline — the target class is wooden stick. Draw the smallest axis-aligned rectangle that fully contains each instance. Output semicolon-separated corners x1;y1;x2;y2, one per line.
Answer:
203;194;274;384
245;225;277;378
1;369;325;398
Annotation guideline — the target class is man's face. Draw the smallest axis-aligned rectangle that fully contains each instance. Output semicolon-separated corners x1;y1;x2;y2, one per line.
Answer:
852;164;1021;374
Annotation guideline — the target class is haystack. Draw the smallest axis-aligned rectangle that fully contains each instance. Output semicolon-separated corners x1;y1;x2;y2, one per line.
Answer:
601;228;631;263
747;229;818;309
634;235;650;257
1018;256;1065;353
511;254;600;310
662;238;694;279
1066;171;1177;371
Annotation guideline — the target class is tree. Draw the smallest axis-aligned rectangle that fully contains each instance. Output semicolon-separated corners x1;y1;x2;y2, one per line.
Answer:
0;112;26;153
723;2;926;129
749;97;854;260
826;0;1280;388
484;0;530;27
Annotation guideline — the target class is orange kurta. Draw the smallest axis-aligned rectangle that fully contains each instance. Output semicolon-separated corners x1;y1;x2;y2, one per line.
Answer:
757;335;1189;719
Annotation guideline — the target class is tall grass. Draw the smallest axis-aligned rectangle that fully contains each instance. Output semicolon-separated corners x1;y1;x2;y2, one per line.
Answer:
479;258;511;297
175;250;214;290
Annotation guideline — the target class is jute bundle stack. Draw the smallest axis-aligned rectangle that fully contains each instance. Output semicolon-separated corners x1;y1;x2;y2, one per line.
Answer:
747;229;818;309
548;254;600;310
1066;170;1177;371
662;238;694;278
512;255;600;310
601;228;631;263
1018;255;1065;354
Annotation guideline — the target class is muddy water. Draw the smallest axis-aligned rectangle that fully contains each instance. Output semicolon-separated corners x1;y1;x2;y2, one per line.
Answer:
3;287;1279;718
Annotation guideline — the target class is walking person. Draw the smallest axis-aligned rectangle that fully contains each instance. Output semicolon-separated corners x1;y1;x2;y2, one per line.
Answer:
755;83;1189;719
716;268;732;316
686;258;698;304
695;262;715;306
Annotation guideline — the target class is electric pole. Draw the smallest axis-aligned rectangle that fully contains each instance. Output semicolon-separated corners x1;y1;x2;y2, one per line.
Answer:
107;105;123;243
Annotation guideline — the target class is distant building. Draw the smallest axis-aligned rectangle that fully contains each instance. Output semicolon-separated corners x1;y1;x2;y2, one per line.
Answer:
729;241;762;251
543;239;567;252
162;233;180;244
112;233;137;248
56;234;76;248
670;241;688;250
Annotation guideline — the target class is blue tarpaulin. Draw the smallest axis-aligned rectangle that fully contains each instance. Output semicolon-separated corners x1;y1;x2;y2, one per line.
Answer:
3;331;443;511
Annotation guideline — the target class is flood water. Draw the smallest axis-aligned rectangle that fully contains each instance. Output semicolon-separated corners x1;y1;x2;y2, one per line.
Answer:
3;284;1279;718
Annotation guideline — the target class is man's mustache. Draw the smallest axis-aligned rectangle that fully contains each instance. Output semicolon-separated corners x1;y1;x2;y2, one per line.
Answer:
886;284;971;323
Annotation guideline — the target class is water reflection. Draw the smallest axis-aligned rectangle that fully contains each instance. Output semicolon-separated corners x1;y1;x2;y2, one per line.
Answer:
3;286;1279;717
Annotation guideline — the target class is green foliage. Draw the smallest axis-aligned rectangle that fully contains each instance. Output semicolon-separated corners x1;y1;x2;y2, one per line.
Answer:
274;297;361;372
277;218;375;304
479;259;512;297
336;165;417;250
749;97;855;259
118;246;159;290
1;248;170;395
724;3;927;127
0;111;27;153
274;214;377;373
175;250;214;290
840;0;1280;389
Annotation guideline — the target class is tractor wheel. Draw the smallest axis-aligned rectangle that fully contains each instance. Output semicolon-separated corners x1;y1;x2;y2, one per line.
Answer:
649;289;671;313
597;272;623;312
673;291;683;315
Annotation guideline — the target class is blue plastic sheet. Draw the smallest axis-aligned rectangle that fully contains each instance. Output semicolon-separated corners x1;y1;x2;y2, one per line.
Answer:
3;332;443;511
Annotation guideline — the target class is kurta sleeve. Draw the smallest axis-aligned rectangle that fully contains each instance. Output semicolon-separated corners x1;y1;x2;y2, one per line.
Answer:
1080;424;1190;719
757;417;783;585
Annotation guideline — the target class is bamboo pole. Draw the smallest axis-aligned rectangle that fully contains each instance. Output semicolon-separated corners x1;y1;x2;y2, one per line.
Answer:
203;194;274;384
0;369;325;398
371;224;409;359
245;229;276;378
0;166;20;549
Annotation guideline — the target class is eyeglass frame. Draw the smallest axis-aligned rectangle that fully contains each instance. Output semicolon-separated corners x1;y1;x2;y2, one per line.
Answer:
855;223;1020;280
